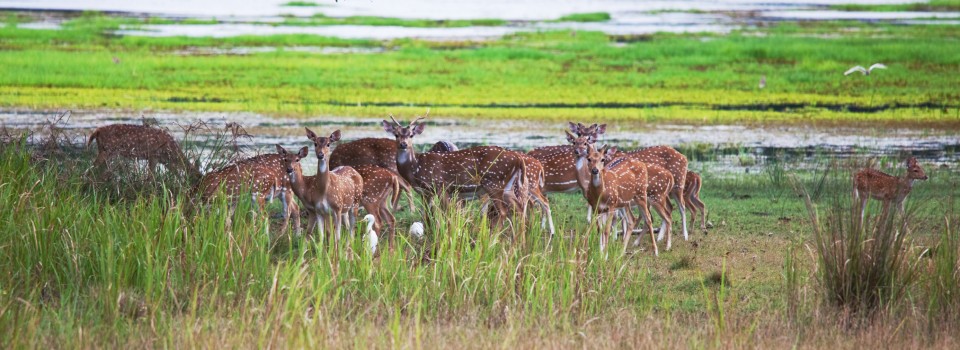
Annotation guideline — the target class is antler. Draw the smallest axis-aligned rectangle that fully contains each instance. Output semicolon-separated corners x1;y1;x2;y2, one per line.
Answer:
388;114;401;127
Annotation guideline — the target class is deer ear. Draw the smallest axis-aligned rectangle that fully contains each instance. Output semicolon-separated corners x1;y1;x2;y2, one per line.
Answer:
298;146;309;158
411;122;426;136
305;127;318;140
605;146;618;156
329;130;341;142
275;144;285;154
565;130;577;143
381;120;395;134
596;124;607;135
568;122;578;134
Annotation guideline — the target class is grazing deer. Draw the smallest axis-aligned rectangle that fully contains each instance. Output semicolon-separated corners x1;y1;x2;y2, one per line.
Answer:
381;116;528;225
528;122;606;193
853;157;928;220
428;140;459;153
619;145;690;241
583;144;657;255
87;124;201;180
354;164;403;240
193;150;300;234
287;129;364;245
513;153;557;236
683;171;707;230
329;137;416;211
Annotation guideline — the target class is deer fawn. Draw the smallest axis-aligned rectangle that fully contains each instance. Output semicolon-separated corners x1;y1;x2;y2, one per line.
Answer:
286;129;365;245
853;157;928;221
620;145;690;241
193;150;300;234
354;164;404;241
683;171;707;230
329;137;416;211
381;116;528;226
88;124;201;181
583;144;657;255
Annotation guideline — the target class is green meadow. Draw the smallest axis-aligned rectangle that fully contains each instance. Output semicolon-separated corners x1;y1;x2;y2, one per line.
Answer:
1;13;959;124
2;8;960;348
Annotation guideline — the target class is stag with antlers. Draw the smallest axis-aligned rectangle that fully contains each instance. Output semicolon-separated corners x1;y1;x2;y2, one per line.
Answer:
382;114;529;227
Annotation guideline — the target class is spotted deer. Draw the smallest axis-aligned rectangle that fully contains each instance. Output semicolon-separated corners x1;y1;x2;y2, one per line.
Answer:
583;144;657;255
428;140;459;153
354;164;403;241
193;150;300;233
619;145;690;241
514;152;557;235
528;122;606;193
329;137;416;211
683;171;707;230
381;116;528;224
642;164;675;250
289;128;364;244
853;157;928;221
87;124;201;180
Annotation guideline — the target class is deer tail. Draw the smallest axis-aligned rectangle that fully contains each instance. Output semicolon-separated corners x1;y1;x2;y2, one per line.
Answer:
86;129;100;148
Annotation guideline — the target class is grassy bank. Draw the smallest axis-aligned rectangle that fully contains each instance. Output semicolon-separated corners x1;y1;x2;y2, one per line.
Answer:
1;136;959;347
1;13;959;125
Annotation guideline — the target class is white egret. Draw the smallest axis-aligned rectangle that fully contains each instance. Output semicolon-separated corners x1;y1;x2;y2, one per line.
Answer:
362;214;378;255
409;222;425;240
844;63;887;76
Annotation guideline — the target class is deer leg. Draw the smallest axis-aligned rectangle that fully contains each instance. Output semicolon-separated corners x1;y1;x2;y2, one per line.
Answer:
637;197;658;256
671;188;689;241
654;200;672;251
586;205;593;223
533;195;556;237
621;208;635;255
600;211;614;253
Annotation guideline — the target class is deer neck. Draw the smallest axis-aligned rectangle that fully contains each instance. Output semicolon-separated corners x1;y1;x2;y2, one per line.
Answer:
574;155;590;192
586;170;607;209
395;147;420;185
316;156;332;195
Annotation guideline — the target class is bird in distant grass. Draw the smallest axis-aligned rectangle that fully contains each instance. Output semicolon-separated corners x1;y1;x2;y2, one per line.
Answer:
844;63;887;76
759;75;766;89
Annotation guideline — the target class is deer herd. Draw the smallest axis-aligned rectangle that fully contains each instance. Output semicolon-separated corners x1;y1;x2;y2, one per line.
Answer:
86;115;929;257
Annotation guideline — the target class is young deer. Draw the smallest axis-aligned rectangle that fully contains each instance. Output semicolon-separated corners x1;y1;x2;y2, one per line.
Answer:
583;144;656;255
853;157;928;220
642;164;675;250
88;124;201;181
289;129;364;245
329;137;416;211
381;116;528;225
528;122;606;193
619;145;690;241
513;152;557;236
683;171;707;230
193;151;300;233
354;164;403;241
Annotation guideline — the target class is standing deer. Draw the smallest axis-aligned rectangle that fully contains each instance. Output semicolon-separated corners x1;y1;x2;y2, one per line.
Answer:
853;157;928;221
193;150;300;234
88;124;201;181
641;164;675;250
619;145;690;241
528;122;606;193
330;137;416;211
289;129;364;245
683;171;707;230
354;164;403;241
583;144;657;255
381;116;528;227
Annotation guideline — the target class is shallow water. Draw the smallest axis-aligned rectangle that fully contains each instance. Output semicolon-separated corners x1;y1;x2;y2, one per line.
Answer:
3;109;957;175
5;0;955;40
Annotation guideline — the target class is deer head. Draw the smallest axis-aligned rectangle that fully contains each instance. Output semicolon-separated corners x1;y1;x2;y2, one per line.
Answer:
568;122;606;139
381;115;425;151
905;157;928;180
586;144;618;176
565;130;594;158
305;128;341;162
275;144;309;178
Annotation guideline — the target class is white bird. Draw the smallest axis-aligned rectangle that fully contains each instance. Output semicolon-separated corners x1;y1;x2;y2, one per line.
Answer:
844;63;887;76
409;221;424;240
758;75;766;89
362;214;378;255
